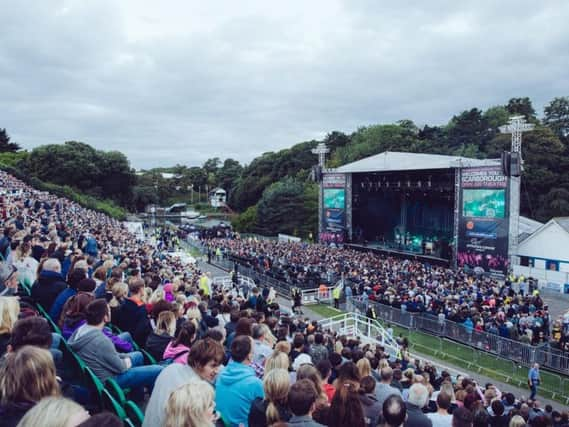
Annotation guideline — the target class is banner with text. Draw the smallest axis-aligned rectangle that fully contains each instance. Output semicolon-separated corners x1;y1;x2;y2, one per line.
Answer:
457;166;510;275
321;174;346;243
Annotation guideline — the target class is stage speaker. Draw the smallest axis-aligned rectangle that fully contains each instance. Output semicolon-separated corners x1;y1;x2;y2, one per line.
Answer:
312;165;323;182
510;152;521;177
501;151;510;176
501;151;521;177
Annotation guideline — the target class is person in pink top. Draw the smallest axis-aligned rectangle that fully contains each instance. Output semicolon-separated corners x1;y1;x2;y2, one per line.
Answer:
163;321;196;364
163;283;175;303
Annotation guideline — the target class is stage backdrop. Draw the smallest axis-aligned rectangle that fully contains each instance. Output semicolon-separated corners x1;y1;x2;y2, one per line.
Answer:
458;166;510;275
321;173;346;243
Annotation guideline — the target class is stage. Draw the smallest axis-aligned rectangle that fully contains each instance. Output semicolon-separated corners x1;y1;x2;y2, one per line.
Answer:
345;242;450;266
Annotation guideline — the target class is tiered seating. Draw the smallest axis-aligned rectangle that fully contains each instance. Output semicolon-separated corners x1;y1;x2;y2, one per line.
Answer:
20;281;146;426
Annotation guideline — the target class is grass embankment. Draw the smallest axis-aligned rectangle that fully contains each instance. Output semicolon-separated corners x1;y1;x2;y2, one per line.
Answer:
309;304;569;404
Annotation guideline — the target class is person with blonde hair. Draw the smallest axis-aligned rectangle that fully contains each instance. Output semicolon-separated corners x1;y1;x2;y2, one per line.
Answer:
509;415;526;427
109;281;128;321
0;296;20;355
11;241;38;286
248;368;292;427
274;340;291;355
356;357;372;379
16;396;90;427
146;310;176;362
264;350;290;374
164;380;217;427
0;346;61;427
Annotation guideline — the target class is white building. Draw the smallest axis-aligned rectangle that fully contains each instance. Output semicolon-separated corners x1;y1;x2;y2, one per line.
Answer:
514;217;569;293
209;188;227;208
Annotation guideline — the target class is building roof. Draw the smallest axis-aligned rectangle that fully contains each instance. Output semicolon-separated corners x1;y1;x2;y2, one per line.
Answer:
517;217;569;246
555;217;569;234
518;216;544;242
333;151;501;174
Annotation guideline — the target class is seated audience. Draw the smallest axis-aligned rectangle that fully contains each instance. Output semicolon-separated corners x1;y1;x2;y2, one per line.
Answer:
216;336;264;427
68;299;162;402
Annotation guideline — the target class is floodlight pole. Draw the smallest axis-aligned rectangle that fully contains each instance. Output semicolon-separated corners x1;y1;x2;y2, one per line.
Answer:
312;143;330;239
312;143;329;169
499;116;534;270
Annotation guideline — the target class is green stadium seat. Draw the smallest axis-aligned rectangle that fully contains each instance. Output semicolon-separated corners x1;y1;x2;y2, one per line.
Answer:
140;348;157;365
105;378;127;407
102;389;127;420
124;400;144;427
84;367;105;410
59;339;86;382
35;303;62;335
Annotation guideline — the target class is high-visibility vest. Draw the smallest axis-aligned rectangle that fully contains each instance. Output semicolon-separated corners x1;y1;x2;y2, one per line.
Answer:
199;275;210;296
333;287;340;299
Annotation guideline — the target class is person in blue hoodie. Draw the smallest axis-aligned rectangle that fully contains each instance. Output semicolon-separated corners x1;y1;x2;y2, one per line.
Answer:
215;335;264;427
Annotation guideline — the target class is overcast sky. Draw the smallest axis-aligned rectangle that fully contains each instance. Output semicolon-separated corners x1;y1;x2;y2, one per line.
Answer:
1;1;568;169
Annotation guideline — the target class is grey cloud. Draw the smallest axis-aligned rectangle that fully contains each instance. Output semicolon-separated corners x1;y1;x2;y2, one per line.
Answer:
1;1;568;169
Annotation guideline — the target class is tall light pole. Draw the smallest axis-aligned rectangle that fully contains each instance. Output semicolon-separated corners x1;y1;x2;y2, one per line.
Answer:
499;115;534;268
312;143;329;239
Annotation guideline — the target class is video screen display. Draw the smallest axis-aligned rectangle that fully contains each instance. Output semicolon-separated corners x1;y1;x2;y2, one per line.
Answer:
462;189;506;218
323;189;345;209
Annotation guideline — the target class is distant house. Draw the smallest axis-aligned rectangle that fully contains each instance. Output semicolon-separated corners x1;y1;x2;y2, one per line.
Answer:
514;217;569;293
209;188;226;208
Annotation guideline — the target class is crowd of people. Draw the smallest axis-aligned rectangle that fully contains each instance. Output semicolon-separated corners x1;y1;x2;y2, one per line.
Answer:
204;238;567;348
0;169;567;427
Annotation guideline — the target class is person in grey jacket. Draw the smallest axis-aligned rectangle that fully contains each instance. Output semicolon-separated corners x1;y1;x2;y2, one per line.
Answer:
404;383;432;427
375;367;402;408
68;299;162;401
287;379;325;427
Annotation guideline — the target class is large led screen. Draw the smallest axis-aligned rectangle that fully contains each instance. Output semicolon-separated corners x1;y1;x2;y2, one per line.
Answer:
462;189;506;219
323;188;345;209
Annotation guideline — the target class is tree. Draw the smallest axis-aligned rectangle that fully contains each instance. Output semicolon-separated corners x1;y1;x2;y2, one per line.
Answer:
446;108;493;152
483;106;510;130
536;188;569;221
255;178;315;237
543;96;569;143
22;141;135;207
202;157;221;176
232;205;258;233
506;97;537;121
0;129;21;153
216;158;243;197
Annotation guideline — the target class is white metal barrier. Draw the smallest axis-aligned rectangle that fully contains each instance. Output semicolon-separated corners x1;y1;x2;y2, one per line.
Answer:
318;312;466;379
301;283;341;305
212;275;256;295
319;312;400;359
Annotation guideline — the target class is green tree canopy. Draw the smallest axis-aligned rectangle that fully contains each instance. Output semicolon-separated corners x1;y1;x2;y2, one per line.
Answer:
543;96;569;143
0;128;21;152
22;141;135;207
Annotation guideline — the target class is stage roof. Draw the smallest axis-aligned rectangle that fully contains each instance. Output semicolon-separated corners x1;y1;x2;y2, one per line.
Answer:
334;151;501;174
